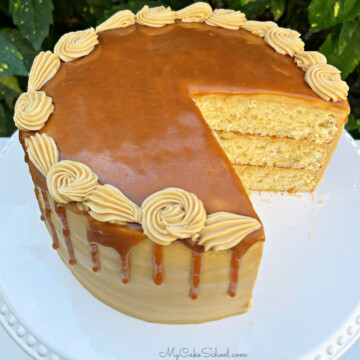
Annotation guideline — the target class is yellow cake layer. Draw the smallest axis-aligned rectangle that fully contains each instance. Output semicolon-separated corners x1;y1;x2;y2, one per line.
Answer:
217;131;329;171
234;164;317;192
227;117;344;192
194;93;348;144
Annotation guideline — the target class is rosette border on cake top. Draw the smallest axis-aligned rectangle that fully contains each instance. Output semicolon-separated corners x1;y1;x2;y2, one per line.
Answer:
25;139;262;252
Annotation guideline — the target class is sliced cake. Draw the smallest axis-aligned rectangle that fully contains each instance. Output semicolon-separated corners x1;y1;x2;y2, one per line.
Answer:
14;3;349;323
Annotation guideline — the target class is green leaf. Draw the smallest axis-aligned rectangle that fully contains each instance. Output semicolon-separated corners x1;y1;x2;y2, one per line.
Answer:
0;102;15;137
0;29;36;77
346;113;360;132
0;34;27;77
79;0;111;17
52;0;77;20
345;112;360;139
271;0;285;20
163;0;195;11
0;100;16;136
0;0;10;15
0;76;21;100
72;0;112;26
0;103;6;136
293;0;311;5
230;0;285;19
0;29;36;75
229;0;268;17
308;0;360;32
9;0;54;50
320;19;360;78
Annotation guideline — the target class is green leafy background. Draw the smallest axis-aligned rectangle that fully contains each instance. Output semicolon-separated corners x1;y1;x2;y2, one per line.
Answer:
0;0;359;138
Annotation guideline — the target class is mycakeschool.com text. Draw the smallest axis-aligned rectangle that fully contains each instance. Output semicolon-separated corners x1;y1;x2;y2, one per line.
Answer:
158;347;249;359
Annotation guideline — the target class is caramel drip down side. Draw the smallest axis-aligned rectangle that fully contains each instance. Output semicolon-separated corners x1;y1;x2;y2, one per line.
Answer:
229;235;263;297
23;141;46;223
87;218;146;283
229;253;242;297
181;239;205;299
41;190;60;250
55;203;76;265
119;252;131;284
190;252;203;300
20;133;60;250
153;244;164;285
34;187;45;222
88;242;100;272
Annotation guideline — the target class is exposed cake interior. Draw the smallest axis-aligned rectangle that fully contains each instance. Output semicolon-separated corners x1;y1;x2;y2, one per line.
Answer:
193;93;348;192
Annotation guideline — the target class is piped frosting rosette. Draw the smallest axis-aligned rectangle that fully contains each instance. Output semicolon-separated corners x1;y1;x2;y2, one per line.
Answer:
85;184;141;224
176;2;212;22
47;160;99;203
242;20;278;37
206;9;246;30
265;27;304;57
25;133;59;176
96;10;136;32
14;90;54;131
198;212;262;251
294;51;327;71
141;188;207;245
136;6;176;27
28;51;60;91
305;64;349;102
54;28;99;62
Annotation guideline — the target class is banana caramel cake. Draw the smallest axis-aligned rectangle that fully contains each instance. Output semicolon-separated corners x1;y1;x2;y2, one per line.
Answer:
14;3;349;323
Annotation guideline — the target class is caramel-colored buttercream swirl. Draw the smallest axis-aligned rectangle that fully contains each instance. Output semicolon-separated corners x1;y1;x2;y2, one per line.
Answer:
242;20;278;37
28;51;60;91
141;188;206;245
96;10;136;32
294;51;327;71
305;64;349;101
205;9;246;30
54;28;99;62
198;212;262;251
176;2;212;23
14;90;54;131
25;133;59;176
85;184;141;224
47;160;98;204
136;6;175;27
264;27;304;57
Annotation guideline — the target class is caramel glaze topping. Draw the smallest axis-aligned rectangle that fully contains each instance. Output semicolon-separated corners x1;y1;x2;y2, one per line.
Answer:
22;22;348;299
41;23;347;210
